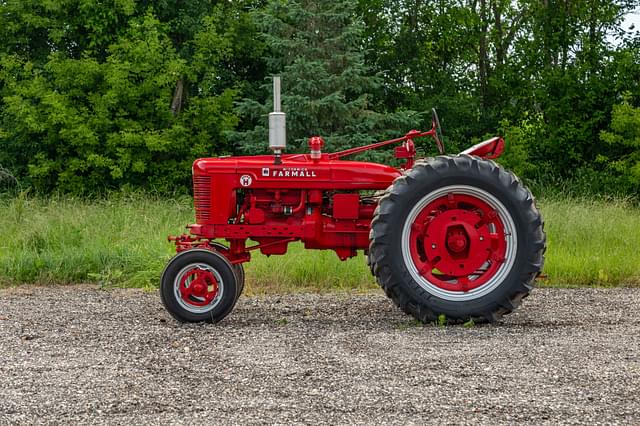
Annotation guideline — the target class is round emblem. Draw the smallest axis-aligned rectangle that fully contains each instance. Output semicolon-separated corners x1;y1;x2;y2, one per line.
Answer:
240;175;253;187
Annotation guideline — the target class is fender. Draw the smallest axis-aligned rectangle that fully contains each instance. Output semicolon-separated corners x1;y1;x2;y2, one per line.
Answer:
460;137;505;159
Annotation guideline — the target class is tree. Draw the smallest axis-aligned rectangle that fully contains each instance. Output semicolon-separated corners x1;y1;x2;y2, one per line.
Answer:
510;0;639;178
600;97;640;191
2;0;640;196
0;2;249;194
231;0;418;158
358;0;483;150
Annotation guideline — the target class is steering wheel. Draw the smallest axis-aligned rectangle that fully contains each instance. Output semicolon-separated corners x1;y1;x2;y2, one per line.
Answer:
431;108;445;154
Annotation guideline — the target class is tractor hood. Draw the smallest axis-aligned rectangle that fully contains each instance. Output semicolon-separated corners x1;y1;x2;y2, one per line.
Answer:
193;154;402;191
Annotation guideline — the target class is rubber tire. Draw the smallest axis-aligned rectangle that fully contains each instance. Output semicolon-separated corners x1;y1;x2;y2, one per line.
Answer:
232;263;245;299
160;249;239;323
208;242;245;300
368;155;545;323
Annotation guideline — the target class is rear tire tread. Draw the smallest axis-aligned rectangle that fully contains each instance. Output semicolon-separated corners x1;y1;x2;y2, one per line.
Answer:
368;155;546;324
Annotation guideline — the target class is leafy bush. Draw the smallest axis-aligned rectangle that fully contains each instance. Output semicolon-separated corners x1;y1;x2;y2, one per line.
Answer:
0;0;639;196
600;98;640;192
0;3;244;195
497;113;546;179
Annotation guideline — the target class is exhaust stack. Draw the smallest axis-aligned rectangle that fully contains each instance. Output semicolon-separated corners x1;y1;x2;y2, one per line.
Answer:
269;76;286;164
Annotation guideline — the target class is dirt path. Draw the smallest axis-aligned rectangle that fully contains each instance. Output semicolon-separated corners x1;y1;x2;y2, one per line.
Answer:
0;286;639;425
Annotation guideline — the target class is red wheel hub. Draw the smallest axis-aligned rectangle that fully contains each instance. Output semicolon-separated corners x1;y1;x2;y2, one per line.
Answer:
178;268;219;307
446;229;468;253
408;193;507;293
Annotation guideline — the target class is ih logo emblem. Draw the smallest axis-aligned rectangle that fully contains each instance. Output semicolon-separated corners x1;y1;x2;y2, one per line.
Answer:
261;167;269;176
240;175;253;187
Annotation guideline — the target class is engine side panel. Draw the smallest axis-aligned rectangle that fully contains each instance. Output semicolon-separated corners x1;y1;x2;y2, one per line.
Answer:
192;154;401;225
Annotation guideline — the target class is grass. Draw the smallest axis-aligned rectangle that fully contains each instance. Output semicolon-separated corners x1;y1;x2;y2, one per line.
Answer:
0;193;193;289
0;193;639;292
541;196;640;287
0;193;376;293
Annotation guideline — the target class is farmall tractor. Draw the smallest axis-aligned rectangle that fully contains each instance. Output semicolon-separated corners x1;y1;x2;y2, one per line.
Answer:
161;77;545;324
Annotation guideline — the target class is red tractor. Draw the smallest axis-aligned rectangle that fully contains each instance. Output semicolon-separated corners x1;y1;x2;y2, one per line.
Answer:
161;77;545;324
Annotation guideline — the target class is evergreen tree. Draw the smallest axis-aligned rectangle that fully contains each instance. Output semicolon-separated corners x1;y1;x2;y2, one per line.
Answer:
231;0;418;157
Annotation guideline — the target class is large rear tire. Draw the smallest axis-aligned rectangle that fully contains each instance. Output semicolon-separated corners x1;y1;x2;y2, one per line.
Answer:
368;155;545;323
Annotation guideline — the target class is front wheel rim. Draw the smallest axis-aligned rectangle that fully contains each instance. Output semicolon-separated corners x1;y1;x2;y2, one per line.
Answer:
173;263;224;314
401;185;518;301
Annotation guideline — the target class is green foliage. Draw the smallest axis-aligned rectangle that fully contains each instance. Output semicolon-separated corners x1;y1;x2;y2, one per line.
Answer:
497;113;546;179
230;0;419;157
0;1;248;194
600;98;640;190
0;0;137;62
1;195;640;289
358;0;640;190
0;1;639;195
358;0;483;150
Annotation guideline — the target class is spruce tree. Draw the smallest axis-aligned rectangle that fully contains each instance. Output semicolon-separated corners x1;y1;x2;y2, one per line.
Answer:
231;0;417;157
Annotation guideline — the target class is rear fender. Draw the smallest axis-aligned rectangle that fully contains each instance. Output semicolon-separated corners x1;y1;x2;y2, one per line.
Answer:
460;137;505;160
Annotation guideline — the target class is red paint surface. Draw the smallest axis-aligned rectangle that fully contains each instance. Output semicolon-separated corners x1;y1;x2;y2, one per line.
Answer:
171;129;506;265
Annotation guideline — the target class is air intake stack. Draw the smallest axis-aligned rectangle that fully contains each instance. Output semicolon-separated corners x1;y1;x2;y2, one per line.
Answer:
269;76;286;164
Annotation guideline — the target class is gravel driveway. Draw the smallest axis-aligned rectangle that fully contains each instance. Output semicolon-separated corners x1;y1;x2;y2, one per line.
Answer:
0;286;639;425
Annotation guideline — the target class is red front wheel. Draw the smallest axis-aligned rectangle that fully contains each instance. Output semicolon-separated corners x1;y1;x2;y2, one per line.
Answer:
369;155;545;323
160;249;239;323
208;242;245;300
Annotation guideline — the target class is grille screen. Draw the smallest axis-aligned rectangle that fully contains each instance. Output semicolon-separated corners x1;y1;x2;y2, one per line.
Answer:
193;176;212;223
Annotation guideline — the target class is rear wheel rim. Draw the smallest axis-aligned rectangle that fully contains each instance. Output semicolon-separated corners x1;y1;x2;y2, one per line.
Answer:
174;263;224;313
401;185;517;301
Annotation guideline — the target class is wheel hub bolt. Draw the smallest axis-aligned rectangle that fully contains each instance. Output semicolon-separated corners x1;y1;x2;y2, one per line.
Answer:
447;232;468;253
193;283;205;295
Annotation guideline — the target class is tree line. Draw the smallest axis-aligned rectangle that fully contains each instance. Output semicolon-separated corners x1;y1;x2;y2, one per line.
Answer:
0;0;638;195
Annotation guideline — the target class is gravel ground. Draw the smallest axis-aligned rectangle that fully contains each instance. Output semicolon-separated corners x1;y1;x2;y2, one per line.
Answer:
0;286;639;425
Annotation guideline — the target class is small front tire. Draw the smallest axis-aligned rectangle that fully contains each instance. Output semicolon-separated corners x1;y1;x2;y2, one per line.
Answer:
208;242;245;300
160;249;239;323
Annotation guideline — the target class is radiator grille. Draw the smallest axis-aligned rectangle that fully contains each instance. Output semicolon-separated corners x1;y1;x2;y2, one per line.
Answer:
193;176;212;223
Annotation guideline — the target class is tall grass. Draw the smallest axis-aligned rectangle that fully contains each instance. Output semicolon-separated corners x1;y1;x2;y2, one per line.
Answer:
0;193;375;292
541;196;640;287
0;193;639;291
0;194;193;288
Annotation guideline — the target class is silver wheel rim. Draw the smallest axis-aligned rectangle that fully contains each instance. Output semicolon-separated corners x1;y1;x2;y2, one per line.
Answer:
400;185;518;301
173;263;224;314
